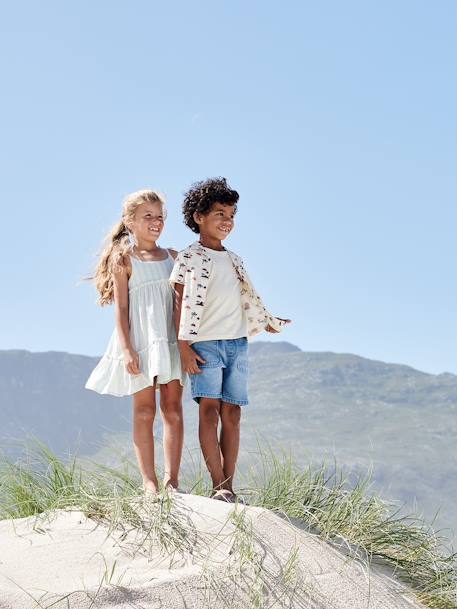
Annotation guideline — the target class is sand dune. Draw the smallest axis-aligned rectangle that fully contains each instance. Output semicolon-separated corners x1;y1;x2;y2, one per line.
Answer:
0;493;424;609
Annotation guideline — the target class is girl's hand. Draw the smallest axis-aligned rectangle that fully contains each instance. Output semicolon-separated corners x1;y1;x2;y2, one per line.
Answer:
179;343;206;375
123;348;141;375
266;318;292;333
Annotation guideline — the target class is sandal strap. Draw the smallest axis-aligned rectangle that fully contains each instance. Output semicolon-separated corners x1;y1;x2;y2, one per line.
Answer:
212;489;236;502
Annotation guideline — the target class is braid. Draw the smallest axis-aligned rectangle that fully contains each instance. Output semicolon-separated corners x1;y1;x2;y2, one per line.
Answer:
94;220;131;306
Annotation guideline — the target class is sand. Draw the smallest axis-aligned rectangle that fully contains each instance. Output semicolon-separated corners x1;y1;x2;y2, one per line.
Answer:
0;493;425;609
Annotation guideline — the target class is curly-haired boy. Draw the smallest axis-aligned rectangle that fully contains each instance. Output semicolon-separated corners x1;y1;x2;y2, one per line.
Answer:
170;177;290;502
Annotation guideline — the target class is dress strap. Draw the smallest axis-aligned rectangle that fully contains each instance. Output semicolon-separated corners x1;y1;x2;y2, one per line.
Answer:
130;249;172;263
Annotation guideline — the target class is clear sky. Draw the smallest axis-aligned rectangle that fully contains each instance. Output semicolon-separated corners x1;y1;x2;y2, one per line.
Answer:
1;1;456;374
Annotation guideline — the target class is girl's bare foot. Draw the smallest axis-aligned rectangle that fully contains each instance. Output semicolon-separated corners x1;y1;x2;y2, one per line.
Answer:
142;483;160;508
163;477;179;490
143;478;159;494
163;478;186;494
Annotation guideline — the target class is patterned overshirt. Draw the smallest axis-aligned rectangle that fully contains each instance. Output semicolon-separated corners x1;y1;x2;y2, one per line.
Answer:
169;241;286;341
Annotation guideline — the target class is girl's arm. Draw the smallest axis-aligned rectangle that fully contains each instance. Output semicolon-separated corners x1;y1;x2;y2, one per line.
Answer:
113;256;140;375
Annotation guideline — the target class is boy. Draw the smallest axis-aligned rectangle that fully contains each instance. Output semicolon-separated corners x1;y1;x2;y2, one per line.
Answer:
170;177;290;502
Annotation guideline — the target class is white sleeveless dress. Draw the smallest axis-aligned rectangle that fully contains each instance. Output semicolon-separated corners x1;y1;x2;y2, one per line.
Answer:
86;251;183;396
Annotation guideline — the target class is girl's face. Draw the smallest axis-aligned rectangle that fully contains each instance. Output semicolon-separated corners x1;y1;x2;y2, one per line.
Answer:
128;201;165;245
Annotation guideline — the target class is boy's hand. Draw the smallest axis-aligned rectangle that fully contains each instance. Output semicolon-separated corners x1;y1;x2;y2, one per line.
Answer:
266;318;292;333
123;348;141;375
179;342;206;374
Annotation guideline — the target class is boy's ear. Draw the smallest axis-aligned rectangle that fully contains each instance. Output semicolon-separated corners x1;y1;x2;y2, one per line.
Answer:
193;211;201;225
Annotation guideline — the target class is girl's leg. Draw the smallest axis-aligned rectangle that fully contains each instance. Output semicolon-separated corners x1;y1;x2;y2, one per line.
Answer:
199;398;226;491
132;385;159;493
219;402;241;493
159;379;184;489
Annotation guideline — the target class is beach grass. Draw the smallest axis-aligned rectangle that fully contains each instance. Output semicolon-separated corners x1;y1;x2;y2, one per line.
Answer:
0;440;456;609
243;447;457;609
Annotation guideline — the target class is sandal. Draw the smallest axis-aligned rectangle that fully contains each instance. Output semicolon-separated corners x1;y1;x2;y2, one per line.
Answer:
212;489;237;503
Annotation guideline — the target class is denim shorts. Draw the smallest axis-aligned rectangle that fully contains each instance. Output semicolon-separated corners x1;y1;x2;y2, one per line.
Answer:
190;338;249;406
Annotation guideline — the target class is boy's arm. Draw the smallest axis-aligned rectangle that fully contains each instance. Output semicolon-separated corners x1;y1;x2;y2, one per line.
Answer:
173;283;206;374
240;262;291;332
266;318;291;333
173;283;186;345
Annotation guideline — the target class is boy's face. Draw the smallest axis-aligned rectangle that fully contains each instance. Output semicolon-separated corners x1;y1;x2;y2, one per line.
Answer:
194;202;235;241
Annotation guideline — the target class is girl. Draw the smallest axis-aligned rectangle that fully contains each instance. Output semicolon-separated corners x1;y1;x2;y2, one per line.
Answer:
86;190;184;495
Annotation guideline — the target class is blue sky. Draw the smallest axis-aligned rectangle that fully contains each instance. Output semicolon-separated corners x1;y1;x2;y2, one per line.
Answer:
1;1;456;374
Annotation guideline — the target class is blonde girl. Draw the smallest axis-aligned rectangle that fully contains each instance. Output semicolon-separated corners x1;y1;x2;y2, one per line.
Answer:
86;190;183;494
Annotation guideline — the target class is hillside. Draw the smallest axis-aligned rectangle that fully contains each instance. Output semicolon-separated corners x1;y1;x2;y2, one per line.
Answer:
1;343;456;535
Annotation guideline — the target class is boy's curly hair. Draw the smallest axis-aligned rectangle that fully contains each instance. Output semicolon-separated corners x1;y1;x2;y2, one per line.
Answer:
182;177;239;234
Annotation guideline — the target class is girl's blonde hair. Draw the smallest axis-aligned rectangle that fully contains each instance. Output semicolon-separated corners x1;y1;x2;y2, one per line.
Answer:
94;190;166;306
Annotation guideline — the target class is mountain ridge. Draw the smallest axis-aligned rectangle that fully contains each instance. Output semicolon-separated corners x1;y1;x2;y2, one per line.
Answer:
1;343;456;536
3;344;455;378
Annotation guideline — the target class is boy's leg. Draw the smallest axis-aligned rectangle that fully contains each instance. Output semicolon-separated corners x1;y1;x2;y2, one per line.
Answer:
159;379;184;490
132;385;159;493
199;398;227;490
219;337;249;494
189;341;226;491
220;402;241;492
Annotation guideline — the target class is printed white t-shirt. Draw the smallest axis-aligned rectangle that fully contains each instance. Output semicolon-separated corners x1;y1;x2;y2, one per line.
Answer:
191;248;247;344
